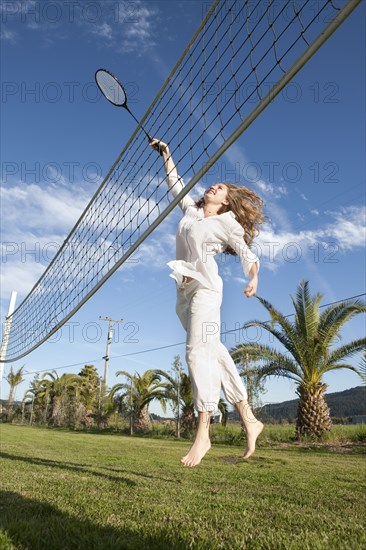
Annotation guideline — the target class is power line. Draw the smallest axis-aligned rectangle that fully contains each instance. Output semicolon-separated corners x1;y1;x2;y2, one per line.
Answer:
22;358;104;377
107;292;366;358
19;291;366;378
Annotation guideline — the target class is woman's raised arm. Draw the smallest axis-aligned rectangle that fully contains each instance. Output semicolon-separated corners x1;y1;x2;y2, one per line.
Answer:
150;138;195;213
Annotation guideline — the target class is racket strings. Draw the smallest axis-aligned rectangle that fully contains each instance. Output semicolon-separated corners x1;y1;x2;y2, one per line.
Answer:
96;70;126;106
5;0;345;361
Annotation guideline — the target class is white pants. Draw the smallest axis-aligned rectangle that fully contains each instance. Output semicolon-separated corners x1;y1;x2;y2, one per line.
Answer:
175;279;248;414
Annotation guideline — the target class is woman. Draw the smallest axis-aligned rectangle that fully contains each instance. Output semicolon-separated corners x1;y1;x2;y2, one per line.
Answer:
151;138;265;467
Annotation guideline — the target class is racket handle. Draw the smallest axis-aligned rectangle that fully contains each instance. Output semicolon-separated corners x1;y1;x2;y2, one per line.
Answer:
148;136;164;156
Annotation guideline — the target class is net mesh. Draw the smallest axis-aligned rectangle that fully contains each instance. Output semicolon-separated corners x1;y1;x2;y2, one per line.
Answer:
3;0;358;361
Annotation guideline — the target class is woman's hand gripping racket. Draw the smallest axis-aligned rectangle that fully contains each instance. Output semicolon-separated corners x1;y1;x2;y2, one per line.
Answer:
95;68;163;155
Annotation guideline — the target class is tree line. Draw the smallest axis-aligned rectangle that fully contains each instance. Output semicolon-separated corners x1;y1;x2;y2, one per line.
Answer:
3;280;365;439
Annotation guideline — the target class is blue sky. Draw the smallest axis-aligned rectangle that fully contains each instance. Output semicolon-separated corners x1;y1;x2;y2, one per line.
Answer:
1;0;365;415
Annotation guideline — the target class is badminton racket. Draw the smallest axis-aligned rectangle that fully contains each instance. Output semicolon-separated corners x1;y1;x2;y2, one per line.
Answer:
95;68;163;155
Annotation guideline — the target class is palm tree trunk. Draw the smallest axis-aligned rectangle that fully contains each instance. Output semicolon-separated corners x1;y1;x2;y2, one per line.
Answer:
51;396;62;425
296;382;332;439
43;393;50;424
134;405;151;432
30;395;35;425
181;405;196;432
8;387;15;407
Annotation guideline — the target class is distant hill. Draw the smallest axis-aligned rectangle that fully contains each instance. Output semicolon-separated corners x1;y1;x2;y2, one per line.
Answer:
260;386;366;421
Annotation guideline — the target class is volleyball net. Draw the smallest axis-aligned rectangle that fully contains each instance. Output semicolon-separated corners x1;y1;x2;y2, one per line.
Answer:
1;0;361;362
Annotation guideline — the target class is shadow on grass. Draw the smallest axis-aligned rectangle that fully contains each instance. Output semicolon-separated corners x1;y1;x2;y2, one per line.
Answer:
0;491;187;550
0;452;136;486
219;454;289;466
101;466;180;483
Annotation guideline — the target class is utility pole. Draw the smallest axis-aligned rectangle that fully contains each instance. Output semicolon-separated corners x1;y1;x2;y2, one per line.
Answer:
130;376;133;435
172;355;182;438
99;317;123;399
177;364;181;438
245;352;252;406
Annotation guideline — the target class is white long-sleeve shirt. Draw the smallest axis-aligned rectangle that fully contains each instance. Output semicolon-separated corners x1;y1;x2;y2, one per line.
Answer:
166;175;260;293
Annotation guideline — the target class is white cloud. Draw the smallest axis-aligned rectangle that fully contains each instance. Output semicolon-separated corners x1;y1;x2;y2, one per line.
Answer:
0;1;157;53
91;22;113;40
324;206;366;250
138;233;176;270
1;181;92;304
255;205;366;272
1;256;48;298
120;3;157;40
1;182;92;233
0;27;18;44
255;179;288;198
86;1;159;54
300;193;308;201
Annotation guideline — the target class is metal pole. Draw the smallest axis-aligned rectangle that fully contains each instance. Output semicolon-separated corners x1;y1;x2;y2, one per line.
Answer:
99;317;123;398
0;291;17;381
245;352;251;406
130;376;133;435
177;365;181;438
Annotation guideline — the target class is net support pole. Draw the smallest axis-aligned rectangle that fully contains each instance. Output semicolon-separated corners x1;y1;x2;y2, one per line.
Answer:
0;291;17;380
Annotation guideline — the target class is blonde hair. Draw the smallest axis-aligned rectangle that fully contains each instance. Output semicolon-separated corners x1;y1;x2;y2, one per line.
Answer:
195;183;268;253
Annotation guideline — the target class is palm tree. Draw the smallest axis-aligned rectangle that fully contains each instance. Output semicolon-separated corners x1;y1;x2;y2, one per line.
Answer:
235;352;267;411
217;398;230;427
38;371;81;426
5;365;25;413
110;370;169;433
157;369;196;433
178;372;196;432
78;364;101;426
156;355;184;437
231;280;365;439
22;389;35;424
23;375;40;424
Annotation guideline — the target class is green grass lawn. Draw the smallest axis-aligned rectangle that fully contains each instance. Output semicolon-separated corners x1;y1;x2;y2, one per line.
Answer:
1;425;365;549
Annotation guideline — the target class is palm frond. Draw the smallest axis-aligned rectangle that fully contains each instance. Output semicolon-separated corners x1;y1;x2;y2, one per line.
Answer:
115;370;133;380
320;363;362;376
254;361;301;383
155;369;176;386
242;305;304;365
291;280;323;344
41;370;59;381
231;342;302;382
325;338;366;368
318;300;366;348
109;383;129;398
358;353;366;385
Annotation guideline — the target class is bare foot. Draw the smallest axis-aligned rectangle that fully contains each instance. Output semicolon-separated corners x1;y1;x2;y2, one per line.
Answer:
242;421;264;460
181;437;211;467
